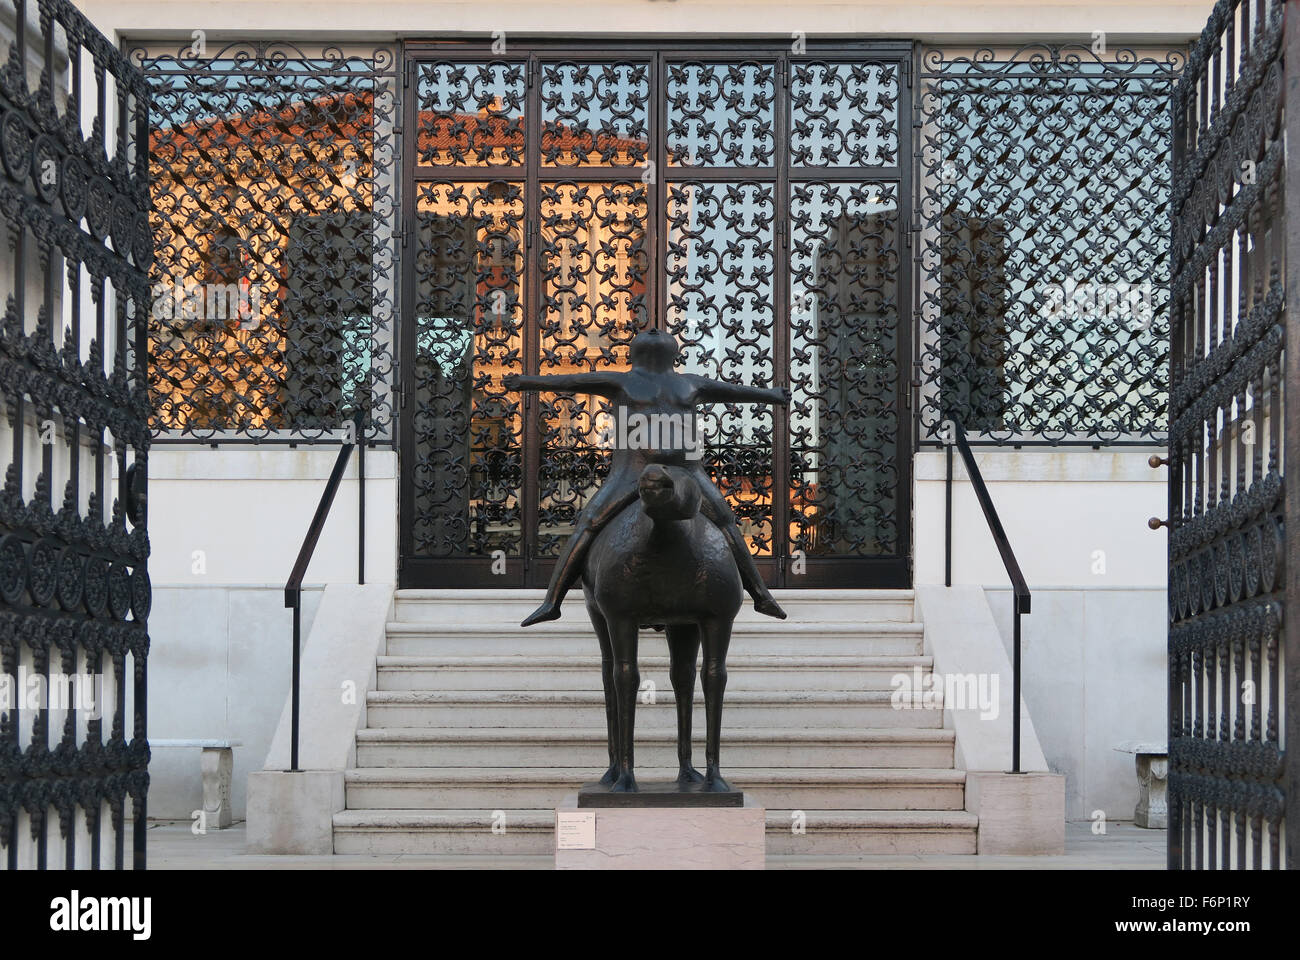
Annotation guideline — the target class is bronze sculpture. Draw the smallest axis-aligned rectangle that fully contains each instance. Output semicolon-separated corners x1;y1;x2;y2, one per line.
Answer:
505;329;789;795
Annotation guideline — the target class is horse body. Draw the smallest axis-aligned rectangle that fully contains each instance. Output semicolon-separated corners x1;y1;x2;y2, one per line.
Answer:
581;464;743;793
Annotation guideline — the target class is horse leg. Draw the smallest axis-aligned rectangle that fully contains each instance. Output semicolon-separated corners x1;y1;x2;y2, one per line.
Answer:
587;602;620;787
665;624;703;785
700;616;734;792
608;617;640;792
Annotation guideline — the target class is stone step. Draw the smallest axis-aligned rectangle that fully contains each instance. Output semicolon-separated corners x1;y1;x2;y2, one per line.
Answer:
364;689;944;729
393;588;917;625
765;810;978;856
353;727;956;769
375;655;934;692
332;808;977;856
383;620;925;657
343;766;967;811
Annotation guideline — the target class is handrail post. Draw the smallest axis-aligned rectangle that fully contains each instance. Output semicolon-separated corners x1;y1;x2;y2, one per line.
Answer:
1012;604;1022;774
291;600;301;772
284;418;360;774
944;437;953;587
946;416;1030;776
356;408;365;586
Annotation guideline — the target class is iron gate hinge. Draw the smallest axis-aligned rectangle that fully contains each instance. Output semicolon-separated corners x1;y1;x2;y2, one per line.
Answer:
404;62;412;89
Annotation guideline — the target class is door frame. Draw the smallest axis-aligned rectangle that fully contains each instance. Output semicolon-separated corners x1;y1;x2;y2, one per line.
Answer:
397;37;914;589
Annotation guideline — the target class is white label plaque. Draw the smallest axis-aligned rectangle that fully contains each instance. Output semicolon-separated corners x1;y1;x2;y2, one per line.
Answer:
556;811;596;850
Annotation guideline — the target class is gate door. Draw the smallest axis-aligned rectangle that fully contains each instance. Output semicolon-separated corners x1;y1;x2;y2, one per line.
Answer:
399;41;912;589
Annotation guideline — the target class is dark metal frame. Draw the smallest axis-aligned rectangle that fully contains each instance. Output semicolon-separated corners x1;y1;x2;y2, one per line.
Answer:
0;0;152;870
397;38;914;590
1167;0;1294;869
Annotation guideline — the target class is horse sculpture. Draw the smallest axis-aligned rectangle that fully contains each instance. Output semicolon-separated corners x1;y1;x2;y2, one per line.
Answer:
506;329;787;798
582;463;743;794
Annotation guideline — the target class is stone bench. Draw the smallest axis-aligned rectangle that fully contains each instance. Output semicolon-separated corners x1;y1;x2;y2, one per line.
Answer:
151;739;243;830
1114;740;1167;829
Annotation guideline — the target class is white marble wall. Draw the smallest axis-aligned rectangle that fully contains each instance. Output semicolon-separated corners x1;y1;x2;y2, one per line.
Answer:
983;587;1167;822
147;585;324;821
915;448;1168;822
78;0;1212;44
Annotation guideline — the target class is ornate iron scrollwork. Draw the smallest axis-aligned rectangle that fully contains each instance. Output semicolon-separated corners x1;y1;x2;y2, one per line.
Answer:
131;40;398;442
402;46;911;586
916;42;1183;444
0;0;152;869
1166;0;1291;870
788;180;901;556
665;180;776;556
411;178;525;559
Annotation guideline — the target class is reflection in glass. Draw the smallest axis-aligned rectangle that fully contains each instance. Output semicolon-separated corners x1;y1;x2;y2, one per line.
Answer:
666;181;776;554
789;182;899;556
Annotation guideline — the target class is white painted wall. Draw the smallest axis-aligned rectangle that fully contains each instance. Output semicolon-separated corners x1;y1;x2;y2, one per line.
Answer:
985;585;1166;822
915;449;1168;588
142;447;395;820
76;0;1212;42
916;448;1168;821
147;583;323;820
145;448;397;585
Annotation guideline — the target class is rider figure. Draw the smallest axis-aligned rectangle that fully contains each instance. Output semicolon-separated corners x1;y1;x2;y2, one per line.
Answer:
504;328;789;626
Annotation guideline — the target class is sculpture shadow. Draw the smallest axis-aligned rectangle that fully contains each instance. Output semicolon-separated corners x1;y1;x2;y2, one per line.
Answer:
580;463;744;794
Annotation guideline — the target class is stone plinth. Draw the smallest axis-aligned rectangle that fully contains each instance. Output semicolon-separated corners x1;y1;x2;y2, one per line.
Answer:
246;771;344;855
554;794;765;869
964;771;1065;855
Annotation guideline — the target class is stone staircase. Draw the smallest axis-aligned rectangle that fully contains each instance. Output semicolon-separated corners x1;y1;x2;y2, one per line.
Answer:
332;589;978;857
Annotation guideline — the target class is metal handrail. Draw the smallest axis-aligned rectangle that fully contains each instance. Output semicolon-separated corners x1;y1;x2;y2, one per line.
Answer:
283;409;366;771
943;417;1032;773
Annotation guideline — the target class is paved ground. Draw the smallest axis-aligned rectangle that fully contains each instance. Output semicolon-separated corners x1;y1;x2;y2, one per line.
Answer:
134;819;1166;869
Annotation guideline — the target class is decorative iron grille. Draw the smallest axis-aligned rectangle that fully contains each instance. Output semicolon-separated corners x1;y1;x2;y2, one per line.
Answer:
0;0;152;869
399;43;913;589
129;41;398;442
916;42;1184;444
1167;0;1295;870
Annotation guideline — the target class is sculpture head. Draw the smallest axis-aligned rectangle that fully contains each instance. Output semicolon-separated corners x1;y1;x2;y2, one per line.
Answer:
637;463;702;522
628;328;679;373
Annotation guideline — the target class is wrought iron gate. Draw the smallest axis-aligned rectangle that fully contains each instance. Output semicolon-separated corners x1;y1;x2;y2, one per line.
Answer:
0;0;152;869
1167;0;1297;869
399;40;913;589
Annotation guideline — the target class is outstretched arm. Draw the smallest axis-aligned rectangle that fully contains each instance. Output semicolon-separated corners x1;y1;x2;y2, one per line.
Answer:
503;371;626;398
688;374;790;406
